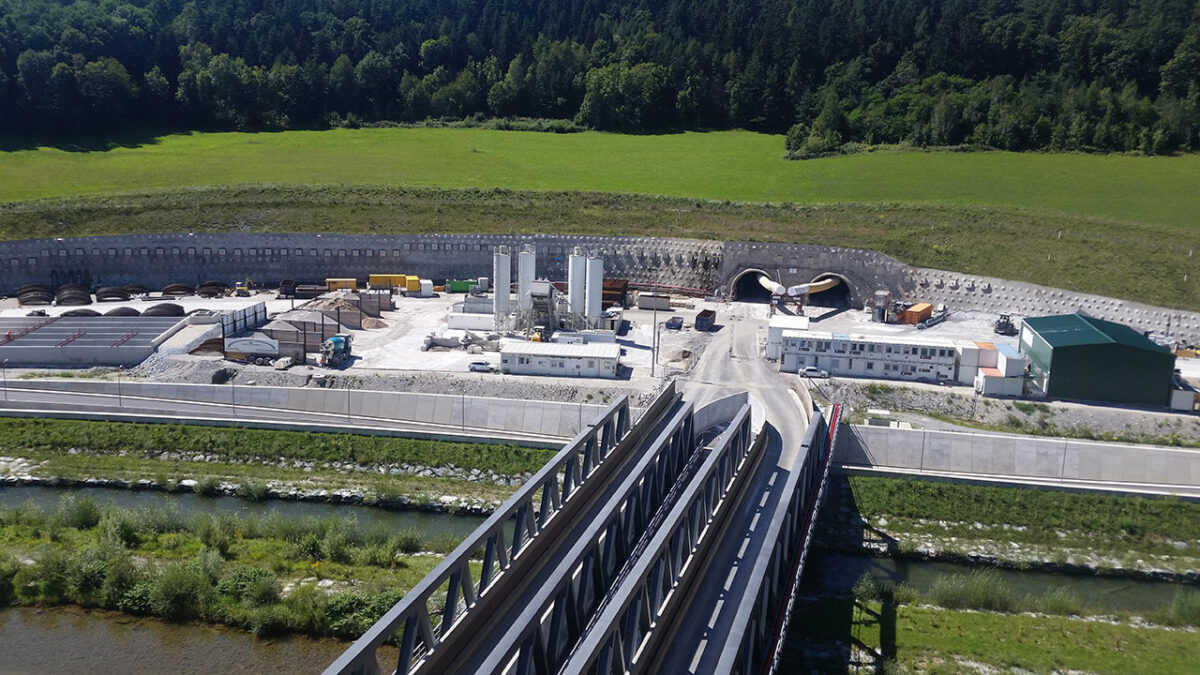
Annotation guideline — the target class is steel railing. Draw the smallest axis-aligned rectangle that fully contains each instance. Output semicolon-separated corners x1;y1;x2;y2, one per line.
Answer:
324;381;680;675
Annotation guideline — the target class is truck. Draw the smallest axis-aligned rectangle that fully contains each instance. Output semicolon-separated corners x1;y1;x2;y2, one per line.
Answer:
318;333;352;367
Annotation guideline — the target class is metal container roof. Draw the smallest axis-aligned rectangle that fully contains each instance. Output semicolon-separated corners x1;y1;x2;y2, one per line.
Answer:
501;341;621;359
1024;314;1171;353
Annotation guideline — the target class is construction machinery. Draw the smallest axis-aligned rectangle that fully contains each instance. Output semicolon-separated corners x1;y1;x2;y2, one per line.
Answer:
318;333;353;367
234;278;255;297
994;314;1018;336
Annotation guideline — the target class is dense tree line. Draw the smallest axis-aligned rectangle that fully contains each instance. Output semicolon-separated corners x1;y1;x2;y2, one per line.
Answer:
1;0;1199;154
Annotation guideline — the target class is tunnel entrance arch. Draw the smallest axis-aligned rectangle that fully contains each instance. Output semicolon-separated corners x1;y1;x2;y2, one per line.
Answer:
807;272;853;308
731;268;775;302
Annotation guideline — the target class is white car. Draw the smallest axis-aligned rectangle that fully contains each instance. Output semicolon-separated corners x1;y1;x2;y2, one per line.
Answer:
800;366;830;378
468;361;493;373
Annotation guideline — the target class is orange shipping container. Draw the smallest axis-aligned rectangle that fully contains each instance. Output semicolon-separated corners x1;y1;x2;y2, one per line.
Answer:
900;302;933;325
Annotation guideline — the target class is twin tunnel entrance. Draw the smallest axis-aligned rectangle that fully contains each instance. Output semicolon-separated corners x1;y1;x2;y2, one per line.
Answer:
730;270;853;307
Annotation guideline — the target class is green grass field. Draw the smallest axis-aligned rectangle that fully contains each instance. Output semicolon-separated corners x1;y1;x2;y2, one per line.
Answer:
2;128;1200;309
4;129;1199;228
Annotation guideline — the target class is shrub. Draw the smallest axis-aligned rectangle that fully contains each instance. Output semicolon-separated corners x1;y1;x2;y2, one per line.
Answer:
852;573;881;602
320;528;352;564
100;553;141;610
13;549;72;603
393;530;424;555
326;590;404;637
218;565;280;605
57;494;101;529
149;561;213;619
1164;588;1200;626
1038;586;1082;616
0;554;19;605
137;503;186;534
239;481;270;502
249;604;291;637
193;515;236;556
117;581;153;615
99;510;139;547
284;584;329;634
930;569;1016;612
193;476;221;497
294;532;322;560
67;546;112;605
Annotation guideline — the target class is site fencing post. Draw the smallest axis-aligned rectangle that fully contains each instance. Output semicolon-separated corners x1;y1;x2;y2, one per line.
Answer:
2;358;7;402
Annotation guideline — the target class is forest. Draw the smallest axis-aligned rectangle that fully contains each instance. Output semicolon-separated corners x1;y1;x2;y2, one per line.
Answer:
1;0;1199;155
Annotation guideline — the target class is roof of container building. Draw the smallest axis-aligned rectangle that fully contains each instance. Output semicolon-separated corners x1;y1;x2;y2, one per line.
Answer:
778;328;956;349
501;341;621;359
996;343;1021;359
978;367;1004;377
1023;314;1172;353
768;315;811;331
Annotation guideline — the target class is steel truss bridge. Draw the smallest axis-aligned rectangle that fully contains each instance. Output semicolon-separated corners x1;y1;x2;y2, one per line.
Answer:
326;380;841;675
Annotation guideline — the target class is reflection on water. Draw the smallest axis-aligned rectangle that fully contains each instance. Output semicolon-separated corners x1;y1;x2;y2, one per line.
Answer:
0;606;396;675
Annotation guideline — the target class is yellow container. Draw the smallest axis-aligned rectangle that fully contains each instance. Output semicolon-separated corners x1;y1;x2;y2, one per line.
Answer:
326;278;357;291
405;277;421;292
369;274;408;289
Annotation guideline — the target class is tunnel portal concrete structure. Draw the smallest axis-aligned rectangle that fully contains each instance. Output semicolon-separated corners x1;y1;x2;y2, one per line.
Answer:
3;232;1200;343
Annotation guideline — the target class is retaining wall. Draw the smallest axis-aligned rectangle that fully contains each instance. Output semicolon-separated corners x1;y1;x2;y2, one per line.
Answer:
4;233;1199;342
9;380;602;439
836;424;1200;492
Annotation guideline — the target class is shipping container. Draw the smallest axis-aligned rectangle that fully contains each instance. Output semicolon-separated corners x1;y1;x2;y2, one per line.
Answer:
974;367;1023;397
695;309;717;331
637;292;671;311
995;343;1026;377
326;278;357;291
446;279;476;293
974;341;999;368
957;344;981;367
369;274;408;290
956;365;978;385
900;302;933;325
405;277;421;292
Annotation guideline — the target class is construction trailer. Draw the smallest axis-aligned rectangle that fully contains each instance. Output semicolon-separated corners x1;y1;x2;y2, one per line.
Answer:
777;329;957;382
765;315;811;360
500;341;620;378
899;302;933;325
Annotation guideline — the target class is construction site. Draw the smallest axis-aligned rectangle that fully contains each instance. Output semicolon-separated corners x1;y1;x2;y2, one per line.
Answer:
0;234;1198;414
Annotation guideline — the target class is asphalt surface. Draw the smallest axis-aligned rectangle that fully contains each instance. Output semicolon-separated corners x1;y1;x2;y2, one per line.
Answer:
655;304;814;674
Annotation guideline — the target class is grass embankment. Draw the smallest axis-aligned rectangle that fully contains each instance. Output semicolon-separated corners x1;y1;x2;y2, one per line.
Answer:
0;418;553;504
0;494;466;639
788;596;1200;674
1;129;1199;309
832;476;1200;567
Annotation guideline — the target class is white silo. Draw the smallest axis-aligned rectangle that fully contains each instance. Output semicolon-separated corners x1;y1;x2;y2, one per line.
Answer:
567;247;587;315
584;253;604;324
493;246;511;315
517;245;536;312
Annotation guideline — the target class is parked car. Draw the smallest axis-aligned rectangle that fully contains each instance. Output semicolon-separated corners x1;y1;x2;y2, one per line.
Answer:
468;361;493;372
799;366;830;378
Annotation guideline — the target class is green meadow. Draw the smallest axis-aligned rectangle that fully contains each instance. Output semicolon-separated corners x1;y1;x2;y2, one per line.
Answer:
2;128;1199;309
3;129;1199;227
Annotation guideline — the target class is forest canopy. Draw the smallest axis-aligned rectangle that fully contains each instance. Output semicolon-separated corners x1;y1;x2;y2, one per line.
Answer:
1;0;1199;154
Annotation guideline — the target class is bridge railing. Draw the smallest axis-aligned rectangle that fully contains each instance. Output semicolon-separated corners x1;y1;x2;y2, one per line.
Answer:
472;399;699;674
324;384;680;675
718;402;842;675
564;401;760;674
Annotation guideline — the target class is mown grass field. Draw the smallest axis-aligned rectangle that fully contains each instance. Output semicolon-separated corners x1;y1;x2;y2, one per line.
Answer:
2;129;1199;309
4;129;1200;228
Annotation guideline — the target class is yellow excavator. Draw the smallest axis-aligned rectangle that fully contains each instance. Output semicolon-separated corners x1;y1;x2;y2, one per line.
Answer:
235;278;254;296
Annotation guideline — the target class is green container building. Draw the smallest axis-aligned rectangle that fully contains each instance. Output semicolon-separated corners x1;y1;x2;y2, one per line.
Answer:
446;280;477;293
1019;314;1175;406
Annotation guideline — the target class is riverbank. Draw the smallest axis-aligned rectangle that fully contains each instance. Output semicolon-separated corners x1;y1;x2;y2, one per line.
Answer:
0;417;553;513
815;475;1200;581
0;492;473;642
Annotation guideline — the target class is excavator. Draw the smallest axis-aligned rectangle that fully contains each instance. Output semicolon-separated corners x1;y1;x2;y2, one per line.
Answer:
235;278;255;297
